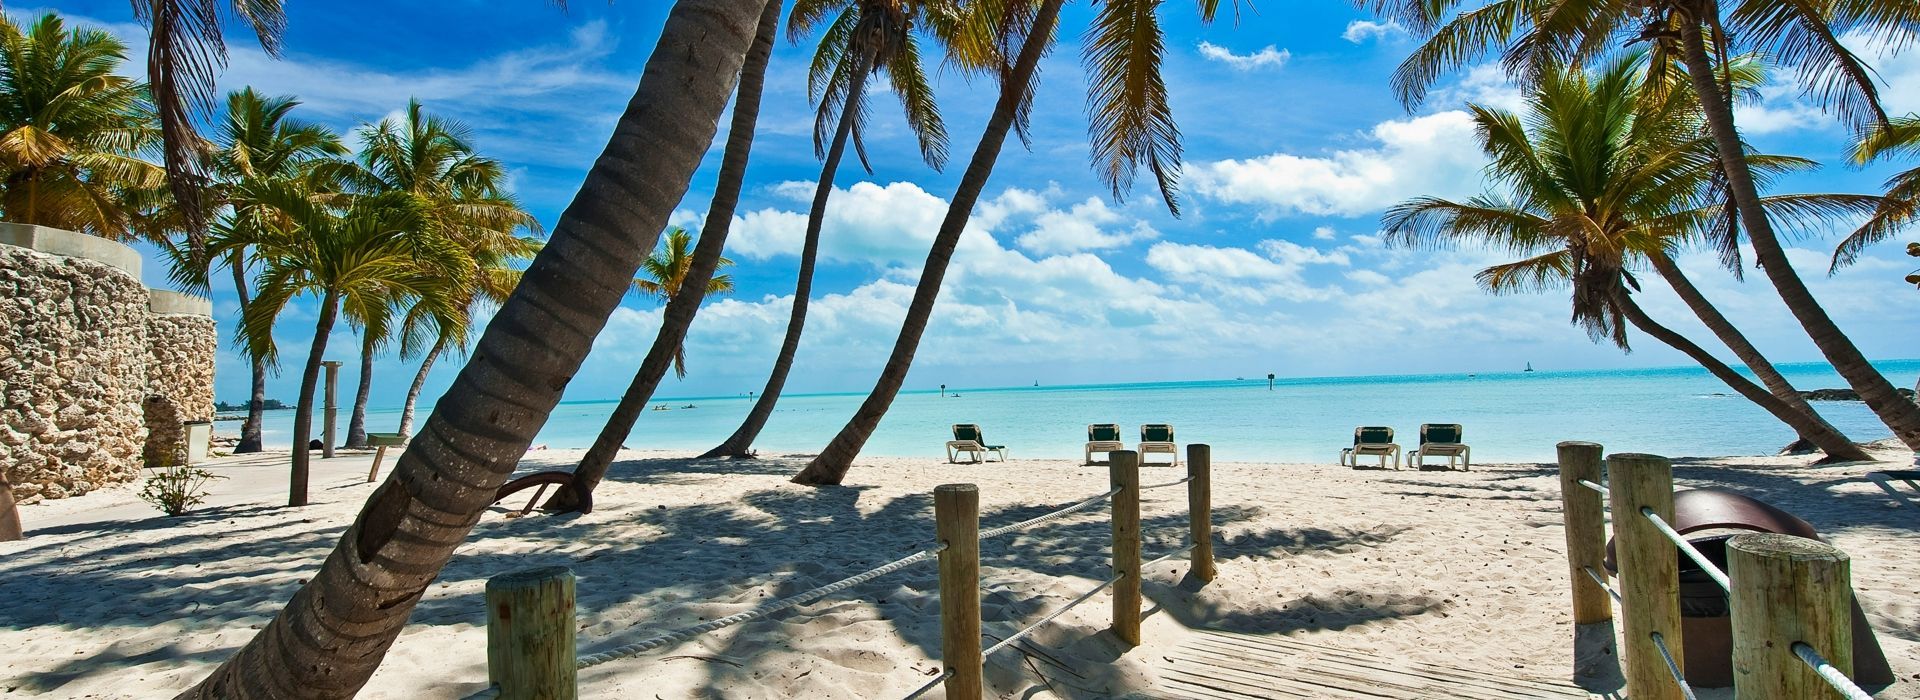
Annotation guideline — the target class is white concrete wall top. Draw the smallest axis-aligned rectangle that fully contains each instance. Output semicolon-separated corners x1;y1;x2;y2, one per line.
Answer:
0;222;143;279
147;290;212;316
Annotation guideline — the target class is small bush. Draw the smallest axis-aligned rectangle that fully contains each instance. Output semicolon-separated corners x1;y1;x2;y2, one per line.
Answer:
139;462;224;517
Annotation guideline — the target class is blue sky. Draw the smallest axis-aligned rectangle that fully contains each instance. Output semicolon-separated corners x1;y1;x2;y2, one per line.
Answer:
40;1;1920;409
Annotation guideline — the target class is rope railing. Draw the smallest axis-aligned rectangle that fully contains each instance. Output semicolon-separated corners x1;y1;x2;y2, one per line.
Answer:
1791;642;1875;700
1139;475;1193;491
476;446;1218;700
1576;478;1608;495
1649;631;1700;700
1637;506;1729;591
1580;565;1622;604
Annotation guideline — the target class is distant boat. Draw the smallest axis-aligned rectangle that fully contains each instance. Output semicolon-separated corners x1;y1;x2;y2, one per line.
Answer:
1524;362;1535;372
1033;381;1039;387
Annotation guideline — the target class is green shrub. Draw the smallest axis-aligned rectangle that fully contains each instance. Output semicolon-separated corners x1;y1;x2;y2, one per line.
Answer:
139;463;224;516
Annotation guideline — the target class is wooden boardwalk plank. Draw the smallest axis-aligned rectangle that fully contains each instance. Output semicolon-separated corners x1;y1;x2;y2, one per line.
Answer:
1150;629;1593;699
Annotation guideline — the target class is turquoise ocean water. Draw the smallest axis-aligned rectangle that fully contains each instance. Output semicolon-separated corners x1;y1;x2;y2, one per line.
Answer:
218;360;1918;464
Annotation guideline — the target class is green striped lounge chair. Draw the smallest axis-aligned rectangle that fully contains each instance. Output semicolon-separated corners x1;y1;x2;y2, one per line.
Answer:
1340;426;1401;470
1411;423;1471;471
1085;424;1125;465
946;424;1007;464
1139;424;1179;466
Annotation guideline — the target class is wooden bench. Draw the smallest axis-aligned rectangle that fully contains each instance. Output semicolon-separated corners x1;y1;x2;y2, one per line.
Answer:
366;432;408;482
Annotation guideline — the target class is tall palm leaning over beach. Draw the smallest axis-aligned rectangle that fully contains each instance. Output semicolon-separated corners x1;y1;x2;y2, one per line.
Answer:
177;1;768;694
701;0;966;461
1384;55;1872;462
544;0;780;514
792;0;1216;484
332;101;537;449
1360;0;1920;449
202;89;347;454
0;14;166;238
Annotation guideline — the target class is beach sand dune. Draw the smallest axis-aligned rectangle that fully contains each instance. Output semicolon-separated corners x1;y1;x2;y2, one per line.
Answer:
0;448;1913;698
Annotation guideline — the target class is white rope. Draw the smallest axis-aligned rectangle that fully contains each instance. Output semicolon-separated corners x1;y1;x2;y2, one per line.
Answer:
901;669;955;700
1792;642;1875;700
1638;507;1730;591
1577;479;1609;495
978;487;1122;541
574;543;947;670
1140;475;1193;491
1144;542;1197;569
1582;565;1623;604
982;574;1123;659
1650;631;1699;700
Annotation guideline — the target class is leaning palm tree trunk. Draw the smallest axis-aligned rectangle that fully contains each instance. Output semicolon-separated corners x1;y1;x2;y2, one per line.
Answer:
702;34;875;461
288;288;341;508
396;336;446;439
1647;252;1870;461
552;0;784;511
231;251;267;454
1614;289;1869;461
792;0;1065;485
345;332;376;448
1677;21;1920;450
175;1;765;696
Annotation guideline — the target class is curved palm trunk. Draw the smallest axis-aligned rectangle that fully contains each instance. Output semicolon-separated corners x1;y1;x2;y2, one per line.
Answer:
344;332;376;448
792;0;1066;485
396;336;445;439
1615;290;1869;463
176;2;764;695
1678;20;1920;449
232;252;267;454
289;288;342;508
702;33;874;461
551;0;785;511
1647;253;1869;460
0;472;21;541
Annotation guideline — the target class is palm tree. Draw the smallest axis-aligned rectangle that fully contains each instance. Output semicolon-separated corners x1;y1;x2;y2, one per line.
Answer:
791;0;1221;484
631;227;737;377
1360;0;1920;449
234;183;467;507
0;13;167;238
1839;115;1920;272
1383;55;1871;462
203;89;347;454
134;0;287;257
332;101;537;449
179;1;770;693
702;0;969;460
393;238;537;439
543;0;783;514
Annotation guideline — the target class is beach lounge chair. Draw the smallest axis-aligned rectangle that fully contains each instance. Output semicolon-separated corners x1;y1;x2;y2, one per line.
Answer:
1409;423;1471;471
1139;424;1179;466
1085;424;1125;465
1867;470;1919;512
1340;426;1401;469
946;424;1007;464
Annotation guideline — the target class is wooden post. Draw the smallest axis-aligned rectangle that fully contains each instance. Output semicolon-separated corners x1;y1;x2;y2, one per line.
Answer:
368;445;387;483
1728;533;1854;698
935;484;982;699
321;360;341;459
1187;443;1215;582
486;566;577;699
1608;453;1684;700
1556;441;1610;624
1110;450;1142;645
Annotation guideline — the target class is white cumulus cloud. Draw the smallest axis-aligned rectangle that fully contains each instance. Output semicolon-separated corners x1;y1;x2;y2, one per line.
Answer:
1187;110;1489;218
1197;42;1291;71
1342;19;1406;43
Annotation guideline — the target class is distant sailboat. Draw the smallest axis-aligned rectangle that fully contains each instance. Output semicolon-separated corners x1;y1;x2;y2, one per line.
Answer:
1524;362;1535;372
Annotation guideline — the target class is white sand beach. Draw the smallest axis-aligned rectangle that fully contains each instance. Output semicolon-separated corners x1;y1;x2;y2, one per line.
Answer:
1;447;1914;699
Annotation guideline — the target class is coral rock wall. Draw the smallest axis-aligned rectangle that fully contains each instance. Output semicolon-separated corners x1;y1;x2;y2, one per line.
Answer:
144;311;217;467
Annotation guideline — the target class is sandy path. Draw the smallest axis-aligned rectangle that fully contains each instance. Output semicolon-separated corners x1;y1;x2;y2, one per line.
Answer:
0;447;1914;698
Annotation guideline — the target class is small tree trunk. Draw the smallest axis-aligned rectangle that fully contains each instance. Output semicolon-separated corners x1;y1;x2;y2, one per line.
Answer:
1614;289;1870;461
232;250;267;454
1678;19;1920;450
176;1;765;695
397;337;444;440
344;331;376;449
1647;253;1870;462
549;0;786;512
792;0;1067;485
289;288;341;508
0;471;21;541
703;22;870;461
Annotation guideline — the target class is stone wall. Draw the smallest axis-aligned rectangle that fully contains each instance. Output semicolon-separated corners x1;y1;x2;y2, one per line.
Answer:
0;234;150;503
0;223;216;505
